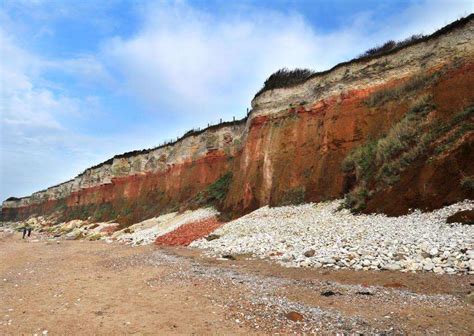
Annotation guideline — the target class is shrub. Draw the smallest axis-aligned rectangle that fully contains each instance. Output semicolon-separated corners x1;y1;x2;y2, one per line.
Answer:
374;102;431;166
341;140;377;182
281;187;305;206
343;186;369;213
193;172;233;207
341;99;435;210
342;102;473;212
461;176;474;191
255;68;316;96
360;40;397;58
207;172;233;202
432;106;474;155
358;34;424;58
92;203;116;222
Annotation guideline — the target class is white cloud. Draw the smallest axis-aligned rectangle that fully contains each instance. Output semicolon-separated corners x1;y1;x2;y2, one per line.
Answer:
44;55;114;89
0;28;107;200
0;28;76;129
102;2;341;115
102;0;472;121
384;0;473;40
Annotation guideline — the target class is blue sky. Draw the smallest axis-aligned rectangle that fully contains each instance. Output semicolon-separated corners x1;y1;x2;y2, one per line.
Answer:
0;0;472;201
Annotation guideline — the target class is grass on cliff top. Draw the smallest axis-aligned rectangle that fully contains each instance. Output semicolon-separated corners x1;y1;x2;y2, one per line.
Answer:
254;15;473;98
255;68;316;96
358;34;423;58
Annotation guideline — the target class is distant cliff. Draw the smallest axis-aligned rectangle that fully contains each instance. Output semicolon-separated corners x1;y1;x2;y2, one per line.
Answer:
2;15;473;224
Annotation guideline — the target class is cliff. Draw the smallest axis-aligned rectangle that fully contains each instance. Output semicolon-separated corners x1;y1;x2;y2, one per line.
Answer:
2;15;473;223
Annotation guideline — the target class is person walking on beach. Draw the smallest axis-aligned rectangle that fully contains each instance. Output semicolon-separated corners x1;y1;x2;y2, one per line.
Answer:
22;224;32;239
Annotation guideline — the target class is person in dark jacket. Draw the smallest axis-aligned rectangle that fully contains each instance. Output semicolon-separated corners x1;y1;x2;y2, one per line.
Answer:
22;224;32;239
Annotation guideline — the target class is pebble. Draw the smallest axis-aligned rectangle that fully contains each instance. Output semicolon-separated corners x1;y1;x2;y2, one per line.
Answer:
192;200;474;274
383;263;401;271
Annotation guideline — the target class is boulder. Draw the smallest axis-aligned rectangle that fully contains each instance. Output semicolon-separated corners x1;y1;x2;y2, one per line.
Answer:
446;210;474;225
285;311;304;322
205;234;220;241
465;292;474;305
312;262;323;268
303;249;315;257
423;260;435;271
65;229;82;240
222;254;236;260
429;248;439;257
320;257;336;265
393;253;406;261
321;290;338;297
382;263;401;271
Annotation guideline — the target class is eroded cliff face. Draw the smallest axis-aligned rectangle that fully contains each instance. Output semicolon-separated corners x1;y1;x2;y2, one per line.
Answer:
2;123;246;224
224;17;474;216
2;17;473;223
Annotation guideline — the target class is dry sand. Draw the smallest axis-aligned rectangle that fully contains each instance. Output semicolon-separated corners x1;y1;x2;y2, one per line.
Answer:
1;231;473;335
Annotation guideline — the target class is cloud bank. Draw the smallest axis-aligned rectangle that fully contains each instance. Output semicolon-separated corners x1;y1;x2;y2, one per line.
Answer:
102;1;472;119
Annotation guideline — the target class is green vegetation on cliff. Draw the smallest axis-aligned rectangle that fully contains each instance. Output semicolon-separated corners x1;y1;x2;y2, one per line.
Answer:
342;102;473;212
193;172;233;207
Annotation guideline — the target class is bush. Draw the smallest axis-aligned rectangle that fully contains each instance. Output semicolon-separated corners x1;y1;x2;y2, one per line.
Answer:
359;34;424;58
461;176;474;191
207;172;233;202
255;68;315;96
432;106;474;155
341;140;377;182
92;203;116;222
281;187;305;206
341;99;435;210
193;172;233;206
343;186;369;213
360;40;397;58
342;102;473;212
374;103;430;166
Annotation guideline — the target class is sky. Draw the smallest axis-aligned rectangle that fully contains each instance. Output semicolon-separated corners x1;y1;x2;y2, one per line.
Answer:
0;0;472;201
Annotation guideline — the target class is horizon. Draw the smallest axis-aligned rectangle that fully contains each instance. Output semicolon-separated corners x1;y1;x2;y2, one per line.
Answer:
1;0;473;201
